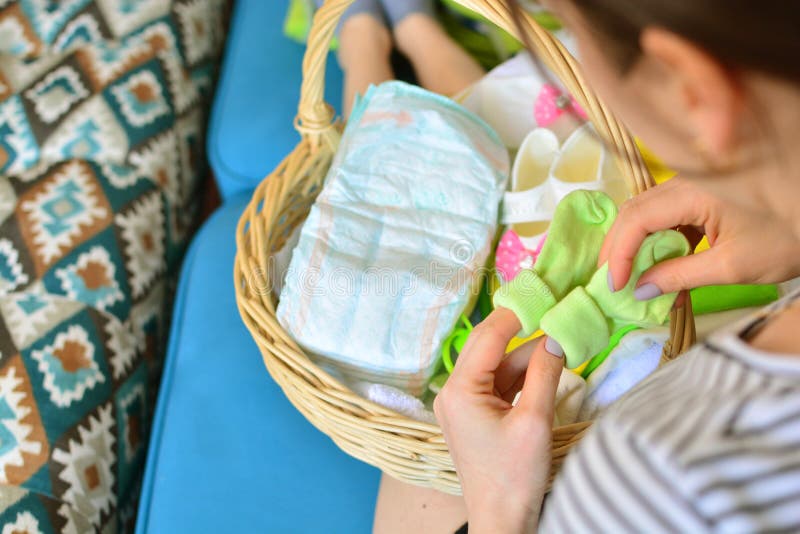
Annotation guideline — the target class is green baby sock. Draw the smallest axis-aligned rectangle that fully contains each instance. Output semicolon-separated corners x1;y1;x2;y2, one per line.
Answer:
540;230;691;369
493;190;618;336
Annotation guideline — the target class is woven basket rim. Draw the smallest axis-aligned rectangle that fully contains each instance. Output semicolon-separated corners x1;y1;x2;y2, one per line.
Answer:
232;0;696;495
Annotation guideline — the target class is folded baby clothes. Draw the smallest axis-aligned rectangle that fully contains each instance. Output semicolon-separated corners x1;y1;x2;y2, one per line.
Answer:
277;81;509;395
577;328;668;421
493;190;690;369
493;190;618;336
573;286;780;420
541;230;691;368
351;382;437;425
460;51;584;148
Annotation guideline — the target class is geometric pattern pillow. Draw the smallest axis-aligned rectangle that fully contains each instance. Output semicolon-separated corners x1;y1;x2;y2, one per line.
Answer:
0;1;226;531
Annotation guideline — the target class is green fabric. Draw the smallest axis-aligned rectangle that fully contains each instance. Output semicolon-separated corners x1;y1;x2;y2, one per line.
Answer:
438;9;511;69
441;0;562;30
541;230;691;368
284;0;340;50
284;0;313;44
478;275;495;318
493;190;618;336
574;283;778;379
691;284;779;315
439;1;522;66
437;2;562;69
494;270;558;335
541;287;609;368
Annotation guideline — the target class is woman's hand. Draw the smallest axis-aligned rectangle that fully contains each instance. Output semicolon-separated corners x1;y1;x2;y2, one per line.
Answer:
434;307;564;533
601;176;800;297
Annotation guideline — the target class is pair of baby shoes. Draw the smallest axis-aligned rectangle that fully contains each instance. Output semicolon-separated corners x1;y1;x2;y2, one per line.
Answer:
495;124;630;282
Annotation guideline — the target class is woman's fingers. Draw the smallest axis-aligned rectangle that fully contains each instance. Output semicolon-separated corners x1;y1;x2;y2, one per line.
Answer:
451;307;521;395
495;338;540;393
600;179;713;291
514;338;564;420
598;180;686;267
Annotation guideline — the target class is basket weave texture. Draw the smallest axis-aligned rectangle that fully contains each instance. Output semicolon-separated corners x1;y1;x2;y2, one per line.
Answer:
233;0;697;495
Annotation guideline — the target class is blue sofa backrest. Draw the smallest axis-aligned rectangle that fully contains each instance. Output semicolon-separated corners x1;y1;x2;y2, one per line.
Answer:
208;0;344;200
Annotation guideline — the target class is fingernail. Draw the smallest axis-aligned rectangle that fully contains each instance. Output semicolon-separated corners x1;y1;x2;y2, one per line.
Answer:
607;271;616;292
634;283;662;301
544;337;564;358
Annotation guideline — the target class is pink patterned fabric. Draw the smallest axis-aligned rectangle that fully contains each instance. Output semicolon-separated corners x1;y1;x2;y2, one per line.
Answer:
495;230;547;282
534;84;588;127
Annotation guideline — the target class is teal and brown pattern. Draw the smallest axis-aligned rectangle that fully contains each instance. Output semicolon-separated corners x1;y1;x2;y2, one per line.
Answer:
0;1;226;531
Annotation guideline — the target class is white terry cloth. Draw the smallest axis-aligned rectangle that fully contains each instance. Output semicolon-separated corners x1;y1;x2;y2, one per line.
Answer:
351;382;437;425
554;368;586;426
513;367;586;426
578;328;668;422
353;367;586;426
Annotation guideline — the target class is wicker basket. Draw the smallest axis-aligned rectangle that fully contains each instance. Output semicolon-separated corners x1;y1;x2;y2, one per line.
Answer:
233;0;697;495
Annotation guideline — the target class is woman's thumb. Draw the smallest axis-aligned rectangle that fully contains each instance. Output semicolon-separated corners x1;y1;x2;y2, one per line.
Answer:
515;338;564;418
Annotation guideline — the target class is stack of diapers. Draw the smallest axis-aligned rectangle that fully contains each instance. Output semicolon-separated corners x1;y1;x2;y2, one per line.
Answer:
277;81;509;396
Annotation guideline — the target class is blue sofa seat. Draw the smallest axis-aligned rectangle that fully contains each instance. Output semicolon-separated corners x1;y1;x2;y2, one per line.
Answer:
137;195;379;532
137;1;380;532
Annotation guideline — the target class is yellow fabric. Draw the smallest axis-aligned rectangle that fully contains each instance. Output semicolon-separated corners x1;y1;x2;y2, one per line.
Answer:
695;237;710;252
504;330;587;375
637;140;676;184
572;360;589;375
506;330;544;351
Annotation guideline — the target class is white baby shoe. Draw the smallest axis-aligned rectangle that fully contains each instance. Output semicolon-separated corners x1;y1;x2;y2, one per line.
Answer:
495;124;629;282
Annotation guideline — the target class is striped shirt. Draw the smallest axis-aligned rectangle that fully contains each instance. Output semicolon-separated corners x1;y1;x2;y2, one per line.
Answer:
541;288;800;532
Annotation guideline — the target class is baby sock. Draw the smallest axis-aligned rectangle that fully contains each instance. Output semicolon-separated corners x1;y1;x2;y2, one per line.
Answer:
315;0;385;34
493;190;618;336
379;0;435;26
540;229;691;369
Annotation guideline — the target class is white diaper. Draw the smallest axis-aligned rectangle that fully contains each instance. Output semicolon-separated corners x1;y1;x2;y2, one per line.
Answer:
276;81;509;395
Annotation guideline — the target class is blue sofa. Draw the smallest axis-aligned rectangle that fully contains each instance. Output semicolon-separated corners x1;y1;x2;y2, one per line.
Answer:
136;2;380;532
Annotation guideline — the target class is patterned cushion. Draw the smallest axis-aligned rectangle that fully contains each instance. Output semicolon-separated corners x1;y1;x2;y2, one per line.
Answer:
0;1;226;531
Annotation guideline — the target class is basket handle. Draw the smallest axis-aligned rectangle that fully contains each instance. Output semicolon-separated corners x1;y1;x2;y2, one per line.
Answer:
295;0;355;150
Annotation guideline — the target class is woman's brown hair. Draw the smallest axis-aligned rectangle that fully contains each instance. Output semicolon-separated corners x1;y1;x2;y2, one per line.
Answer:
511;0;800;82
